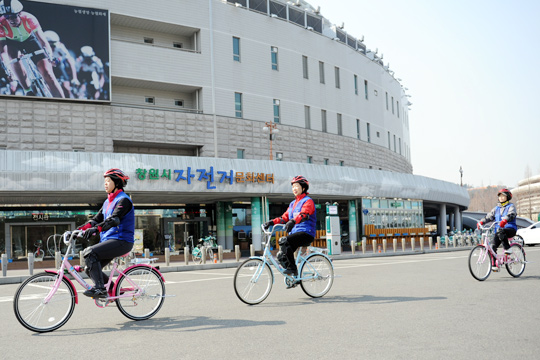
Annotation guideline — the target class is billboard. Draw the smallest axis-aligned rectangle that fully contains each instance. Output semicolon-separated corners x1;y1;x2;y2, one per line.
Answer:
0;0;110;101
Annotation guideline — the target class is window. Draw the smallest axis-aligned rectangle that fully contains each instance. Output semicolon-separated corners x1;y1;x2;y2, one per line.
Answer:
367;122;371;143
397;101;400;118
392;96;394;114
319;61;325;84
399;138;402;155
393;134;396;152
302;55;308;79
237;149;245;159
321;109;327;132
388;132;391;149
233;36;240;62
273;99;280;123
173;42;183;49
334;66;340;88
385;92;389;110
354;75;358;95
174;99;184;107
144;37;154;44
340;161;344;166
276;152;283;161
364;80;368;99
307;156;313;164
356;119;360;139
271;46;278;70
145;96;155;104
235;92;242;118
337;113;342;135
305;105;311;129
324;158;329;165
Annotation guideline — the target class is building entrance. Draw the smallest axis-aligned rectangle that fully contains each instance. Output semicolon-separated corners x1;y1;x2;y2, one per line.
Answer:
6;222;74;260
161;218;210;252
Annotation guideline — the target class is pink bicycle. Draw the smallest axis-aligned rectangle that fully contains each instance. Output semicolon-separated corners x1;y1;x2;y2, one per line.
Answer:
13;230;166;333
468;223;526;281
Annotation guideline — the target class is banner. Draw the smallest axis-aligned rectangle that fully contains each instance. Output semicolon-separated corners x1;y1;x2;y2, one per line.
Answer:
0;0;110;101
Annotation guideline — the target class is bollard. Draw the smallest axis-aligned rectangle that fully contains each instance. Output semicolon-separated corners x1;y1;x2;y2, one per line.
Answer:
55;251;61;269
445;236;449;249
28;252;34;275
382;239;387;253
362;237;366;254
202;247;206;264
437;236;441;250
393;238;397;252
79;251;85;267
165;247;170;266
351;240;356;255
184;246;189;265
401;238;406;252
428;237;432;250
453;236;456;248
144;248;150;258
250;244;255;257
420;237;424;251
372;240;377;253
218;245;223;263
2;253;7;277
235;245;241;262
411;237;415;251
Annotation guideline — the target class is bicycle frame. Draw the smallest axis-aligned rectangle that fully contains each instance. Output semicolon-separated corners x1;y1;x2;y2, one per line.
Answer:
8;49;53;97
43;230;164;305
478;223;526;267
255;224;332;283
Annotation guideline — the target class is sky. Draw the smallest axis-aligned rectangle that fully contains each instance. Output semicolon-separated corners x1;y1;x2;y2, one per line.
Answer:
307;0;540;189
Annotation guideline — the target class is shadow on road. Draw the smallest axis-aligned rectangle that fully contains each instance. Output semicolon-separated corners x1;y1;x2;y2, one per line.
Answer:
257;294;447;307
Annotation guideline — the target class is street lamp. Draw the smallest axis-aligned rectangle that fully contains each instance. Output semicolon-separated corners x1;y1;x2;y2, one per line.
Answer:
262;122;279;160
459;166;463;187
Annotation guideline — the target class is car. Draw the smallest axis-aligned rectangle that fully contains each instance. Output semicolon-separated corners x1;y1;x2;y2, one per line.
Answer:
515;221;540;246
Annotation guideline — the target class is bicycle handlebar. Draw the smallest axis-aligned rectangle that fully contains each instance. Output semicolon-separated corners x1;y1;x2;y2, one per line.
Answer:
63;229;83;245
261;223;285;235
8;49;46;64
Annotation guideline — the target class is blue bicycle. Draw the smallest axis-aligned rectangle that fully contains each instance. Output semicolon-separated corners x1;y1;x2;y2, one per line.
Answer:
233;224;334;305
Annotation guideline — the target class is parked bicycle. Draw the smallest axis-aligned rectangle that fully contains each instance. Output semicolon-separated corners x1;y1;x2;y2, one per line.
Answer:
13;230;166;333
468;222;526;281
8;49;53;97
190;235;214;264
33;240;44;259
233;224;334;305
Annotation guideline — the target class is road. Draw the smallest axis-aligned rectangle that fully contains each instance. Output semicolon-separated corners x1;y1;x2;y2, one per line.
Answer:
1;249;540;359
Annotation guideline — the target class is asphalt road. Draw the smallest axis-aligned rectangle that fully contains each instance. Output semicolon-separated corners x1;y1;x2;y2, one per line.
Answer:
1;248;540;360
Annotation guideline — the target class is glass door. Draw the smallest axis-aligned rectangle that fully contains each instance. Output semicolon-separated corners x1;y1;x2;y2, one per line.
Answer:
10;224;72;260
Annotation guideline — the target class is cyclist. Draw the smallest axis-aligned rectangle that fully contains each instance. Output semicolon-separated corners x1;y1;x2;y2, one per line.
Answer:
477;188;517;270
75;45;105;100
79;169;135;298
0;0;64;97
44;30;79;98
263;175;316;277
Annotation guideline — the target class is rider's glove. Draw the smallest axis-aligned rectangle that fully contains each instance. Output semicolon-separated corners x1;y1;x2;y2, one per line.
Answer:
82;226;100;240
476;221;483;229
284;220;295;233
499;219;507;228
263;221;274;230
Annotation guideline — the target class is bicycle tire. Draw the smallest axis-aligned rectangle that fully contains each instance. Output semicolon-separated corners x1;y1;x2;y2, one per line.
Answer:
192;247;202;264
234;258;273;305
468;245;492;281
13;273;75;333
114;266;165;321
34;249;45;259
299;254;334;298
207;247;214;262
506;244;526;277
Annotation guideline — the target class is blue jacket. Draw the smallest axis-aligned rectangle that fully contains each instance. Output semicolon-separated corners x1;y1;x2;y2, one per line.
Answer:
100;191;135;243
482;202;517;231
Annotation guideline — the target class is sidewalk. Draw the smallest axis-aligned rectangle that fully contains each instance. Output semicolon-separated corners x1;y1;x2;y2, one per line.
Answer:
0;246;472;285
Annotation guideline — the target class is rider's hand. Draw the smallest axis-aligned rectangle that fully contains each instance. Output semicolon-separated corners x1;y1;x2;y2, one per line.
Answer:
71;78;80;86
499;219;507;228
476;221;483;229
263;221;273;230
82;227;99;240
285;220;295;233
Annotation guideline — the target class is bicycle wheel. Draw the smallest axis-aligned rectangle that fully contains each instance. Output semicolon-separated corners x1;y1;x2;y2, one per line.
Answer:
468;245;492;281
192;247;202;264
506;244;526;277
299;254;334;298
34;249;45;259
234;258;273;305
13;273;75;333
115;266;165;321
207;247;214;262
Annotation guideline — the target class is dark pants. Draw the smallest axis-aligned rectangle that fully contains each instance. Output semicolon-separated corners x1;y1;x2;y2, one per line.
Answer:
84;239;133;289
277;231;314;274
491;228;517;254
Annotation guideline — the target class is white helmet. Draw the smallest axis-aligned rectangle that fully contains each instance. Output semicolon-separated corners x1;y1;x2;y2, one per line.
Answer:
44;30;60;43
0;0;23;15
80;45;95;57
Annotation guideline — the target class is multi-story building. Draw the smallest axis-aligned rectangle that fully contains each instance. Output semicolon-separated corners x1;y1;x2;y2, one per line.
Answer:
0;0;468;259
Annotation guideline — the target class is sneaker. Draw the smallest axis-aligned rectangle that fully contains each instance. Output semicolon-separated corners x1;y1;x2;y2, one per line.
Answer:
286;280;300;289
283;268;297;276
83;287;108;298
492;266;499;272
504;248;512;255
